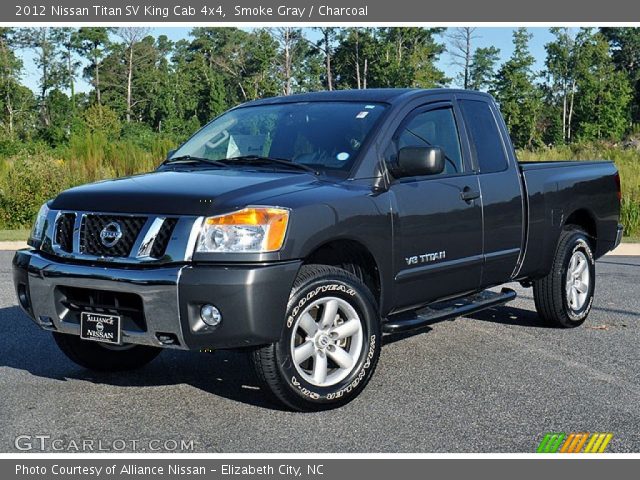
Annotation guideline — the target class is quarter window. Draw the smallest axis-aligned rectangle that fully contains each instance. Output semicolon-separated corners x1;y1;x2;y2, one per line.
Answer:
459;100;509;173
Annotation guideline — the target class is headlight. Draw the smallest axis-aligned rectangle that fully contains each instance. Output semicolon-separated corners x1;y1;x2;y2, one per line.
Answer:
28;202;50;248
196;207;290;253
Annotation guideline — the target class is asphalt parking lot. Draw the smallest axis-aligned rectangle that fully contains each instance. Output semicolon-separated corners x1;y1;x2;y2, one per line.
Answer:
1;251;638;453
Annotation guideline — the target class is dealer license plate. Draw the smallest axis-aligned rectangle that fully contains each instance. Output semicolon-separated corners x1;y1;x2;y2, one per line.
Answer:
80;312;121;345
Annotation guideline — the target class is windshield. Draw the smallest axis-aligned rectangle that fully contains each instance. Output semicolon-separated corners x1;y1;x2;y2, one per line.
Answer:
170;101;387;175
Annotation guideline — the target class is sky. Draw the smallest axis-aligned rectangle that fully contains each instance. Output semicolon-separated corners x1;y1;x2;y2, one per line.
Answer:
17;27;556;94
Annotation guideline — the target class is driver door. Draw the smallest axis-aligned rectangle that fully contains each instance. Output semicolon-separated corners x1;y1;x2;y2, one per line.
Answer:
389;102;484;310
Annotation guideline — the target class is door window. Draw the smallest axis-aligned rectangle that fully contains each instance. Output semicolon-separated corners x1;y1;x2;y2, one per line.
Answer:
396;107;464;176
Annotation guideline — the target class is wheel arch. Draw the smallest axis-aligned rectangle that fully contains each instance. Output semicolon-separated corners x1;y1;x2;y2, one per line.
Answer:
564;208;598;252
303;238;383;310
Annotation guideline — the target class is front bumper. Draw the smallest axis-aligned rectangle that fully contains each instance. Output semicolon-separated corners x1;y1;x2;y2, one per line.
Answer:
12;249;301;350
614;223;624;250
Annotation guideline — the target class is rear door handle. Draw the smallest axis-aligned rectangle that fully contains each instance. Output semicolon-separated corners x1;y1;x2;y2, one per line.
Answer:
460;187;480;202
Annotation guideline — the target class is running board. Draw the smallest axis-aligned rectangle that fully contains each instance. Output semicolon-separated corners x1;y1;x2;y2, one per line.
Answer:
382;288;517;334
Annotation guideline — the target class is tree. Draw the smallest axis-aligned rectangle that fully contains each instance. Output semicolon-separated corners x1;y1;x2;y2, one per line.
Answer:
117;27;151;122
0;28;24;137
374;28;448;88
74;27;110;106
59;28;81;112
544;28;579;143
469;46;500;91
572;29;632;141
601;28;640;123
15;28;67;127
243;29;280;98
333;28;377;89
190;28;277;103
448;27;478;89
313;27;337;90
492;28;544;148
272;27;311;95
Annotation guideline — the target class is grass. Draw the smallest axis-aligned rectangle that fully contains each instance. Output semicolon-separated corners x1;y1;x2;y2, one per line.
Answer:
0;133;175;230
518;143;640;238
0;229;29;242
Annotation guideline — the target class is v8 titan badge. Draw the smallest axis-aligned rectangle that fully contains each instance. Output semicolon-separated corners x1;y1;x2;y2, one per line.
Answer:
80;312;121;344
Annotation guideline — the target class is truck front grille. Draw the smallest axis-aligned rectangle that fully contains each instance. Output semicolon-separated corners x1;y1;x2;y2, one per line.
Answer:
80;215;147;257
150;218;178;258
54;213;75;253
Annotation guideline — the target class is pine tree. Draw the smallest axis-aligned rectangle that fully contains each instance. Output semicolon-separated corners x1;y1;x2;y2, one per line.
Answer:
469;46;500;91
492;28;544;148
573;29;632;141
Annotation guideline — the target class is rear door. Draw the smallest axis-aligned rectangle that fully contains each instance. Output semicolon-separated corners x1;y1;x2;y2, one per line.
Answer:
458;97;525;287
389;101;483;310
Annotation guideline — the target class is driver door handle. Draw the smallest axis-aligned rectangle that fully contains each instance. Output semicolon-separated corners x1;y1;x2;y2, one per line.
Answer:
460;187;480;202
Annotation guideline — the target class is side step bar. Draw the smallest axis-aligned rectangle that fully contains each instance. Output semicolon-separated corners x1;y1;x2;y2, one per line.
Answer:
382;288;517;334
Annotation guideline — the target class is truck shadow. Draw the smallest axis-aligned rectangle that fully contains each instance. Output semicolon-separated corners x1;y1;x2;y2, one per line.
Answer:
383;304;551;345
0;305;285;411
465;305;552;327
2;299;624;410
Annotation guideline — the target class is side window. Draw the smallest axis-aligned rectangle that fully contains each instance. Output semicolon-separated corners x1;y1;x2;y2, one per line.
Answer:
459;100;509;173
396;107;463;176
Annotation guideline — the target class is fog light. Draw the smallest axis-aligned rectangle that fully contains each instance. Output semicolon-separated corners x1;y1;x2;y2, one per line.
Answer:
17;284;30;311
200;304;222;327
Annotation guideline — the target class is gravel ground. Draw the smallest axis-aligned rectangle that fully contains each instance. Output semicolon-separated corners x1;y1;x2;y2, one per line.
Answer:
0;252;638;453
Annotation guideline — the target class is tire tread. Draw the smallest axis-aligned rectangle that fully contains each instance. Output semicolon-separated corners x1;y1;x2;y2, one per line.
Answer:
251;264;380;411
533;227;593;328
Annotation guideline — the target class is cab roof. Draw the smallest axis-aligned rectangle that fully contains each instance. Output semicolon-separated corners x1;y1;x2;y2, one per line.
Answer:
240;88;492;108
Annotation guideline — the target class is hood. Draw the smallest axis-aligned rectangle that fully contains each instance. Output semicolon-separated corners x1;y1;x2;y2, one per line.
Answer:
50;169;319;215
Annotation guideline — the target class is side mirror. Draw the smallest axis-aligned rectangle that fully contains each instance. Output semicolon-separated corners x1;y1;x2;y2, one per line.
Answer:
395;146;445;178
166;149;176;160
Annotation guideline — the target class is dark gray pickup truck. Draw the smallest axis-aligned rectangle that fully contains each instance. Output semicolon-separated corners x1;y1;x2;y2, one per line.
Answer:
13;89;623;410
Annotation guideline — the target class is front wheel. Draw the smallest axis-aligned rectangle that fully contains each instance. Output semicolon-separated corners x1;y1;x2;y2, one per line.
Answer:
52;332;162;371
533;227;596;327
251;264;381;411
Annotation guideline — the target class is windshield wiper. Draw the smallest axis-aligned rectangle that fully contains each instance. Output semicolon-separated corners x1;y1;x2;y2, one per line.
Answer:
221;155;319;175
160;155;230;169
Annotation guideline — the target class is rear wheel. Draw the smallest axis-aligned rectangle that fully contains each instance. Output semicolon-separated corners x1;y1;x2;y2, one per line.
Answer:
251;264;381;411
52;332;162;371
533;227;596;327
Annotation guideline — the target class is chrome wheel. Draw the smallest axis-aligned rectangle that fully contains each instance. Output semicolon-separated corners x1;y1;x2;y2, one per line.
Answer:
290;296;363;387
566;250;590;311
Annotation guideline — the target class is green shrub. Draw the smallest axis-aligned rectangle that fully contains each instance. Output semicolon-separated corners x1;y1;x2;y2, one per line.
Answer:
0;153;70;229
83;105;122;138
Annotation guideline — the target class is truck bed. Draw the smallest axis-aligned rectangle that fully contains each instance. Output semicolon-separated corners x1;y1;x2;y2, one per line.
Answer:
516;159;620;280
518;160;613;170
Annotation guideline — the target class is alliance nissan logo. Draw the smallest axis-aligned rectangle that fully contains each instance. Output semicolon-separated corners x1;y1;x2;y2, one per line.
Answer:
100;222;123;247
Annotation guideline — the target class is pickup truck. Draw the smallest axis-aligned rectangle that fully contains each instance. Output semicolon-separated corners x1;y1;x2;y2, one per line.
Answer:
13;89;623;411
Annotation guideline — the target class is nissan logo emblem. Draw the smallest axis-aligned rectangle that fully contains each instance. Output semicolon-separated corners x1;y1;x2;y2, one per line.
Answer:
100;222;123;248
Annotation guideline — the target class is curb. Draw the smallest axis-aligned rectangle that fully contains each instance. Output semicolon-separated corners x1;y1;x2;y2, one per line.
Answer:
0;242;638;255
0;242;28;251
606;243;640;256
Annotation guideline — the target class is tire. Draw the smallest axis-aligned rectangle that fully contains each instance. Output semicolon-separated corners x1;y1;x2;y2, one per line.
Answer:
52;332;162;372
251;264;381;411
533;227;596;328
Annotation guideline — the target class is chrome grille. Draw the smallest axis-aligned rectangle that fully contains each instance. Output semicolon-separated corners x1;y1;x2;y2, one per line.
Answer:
54;213;75;253
80;215;147;257
46;210;193;263
150;218;178;258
